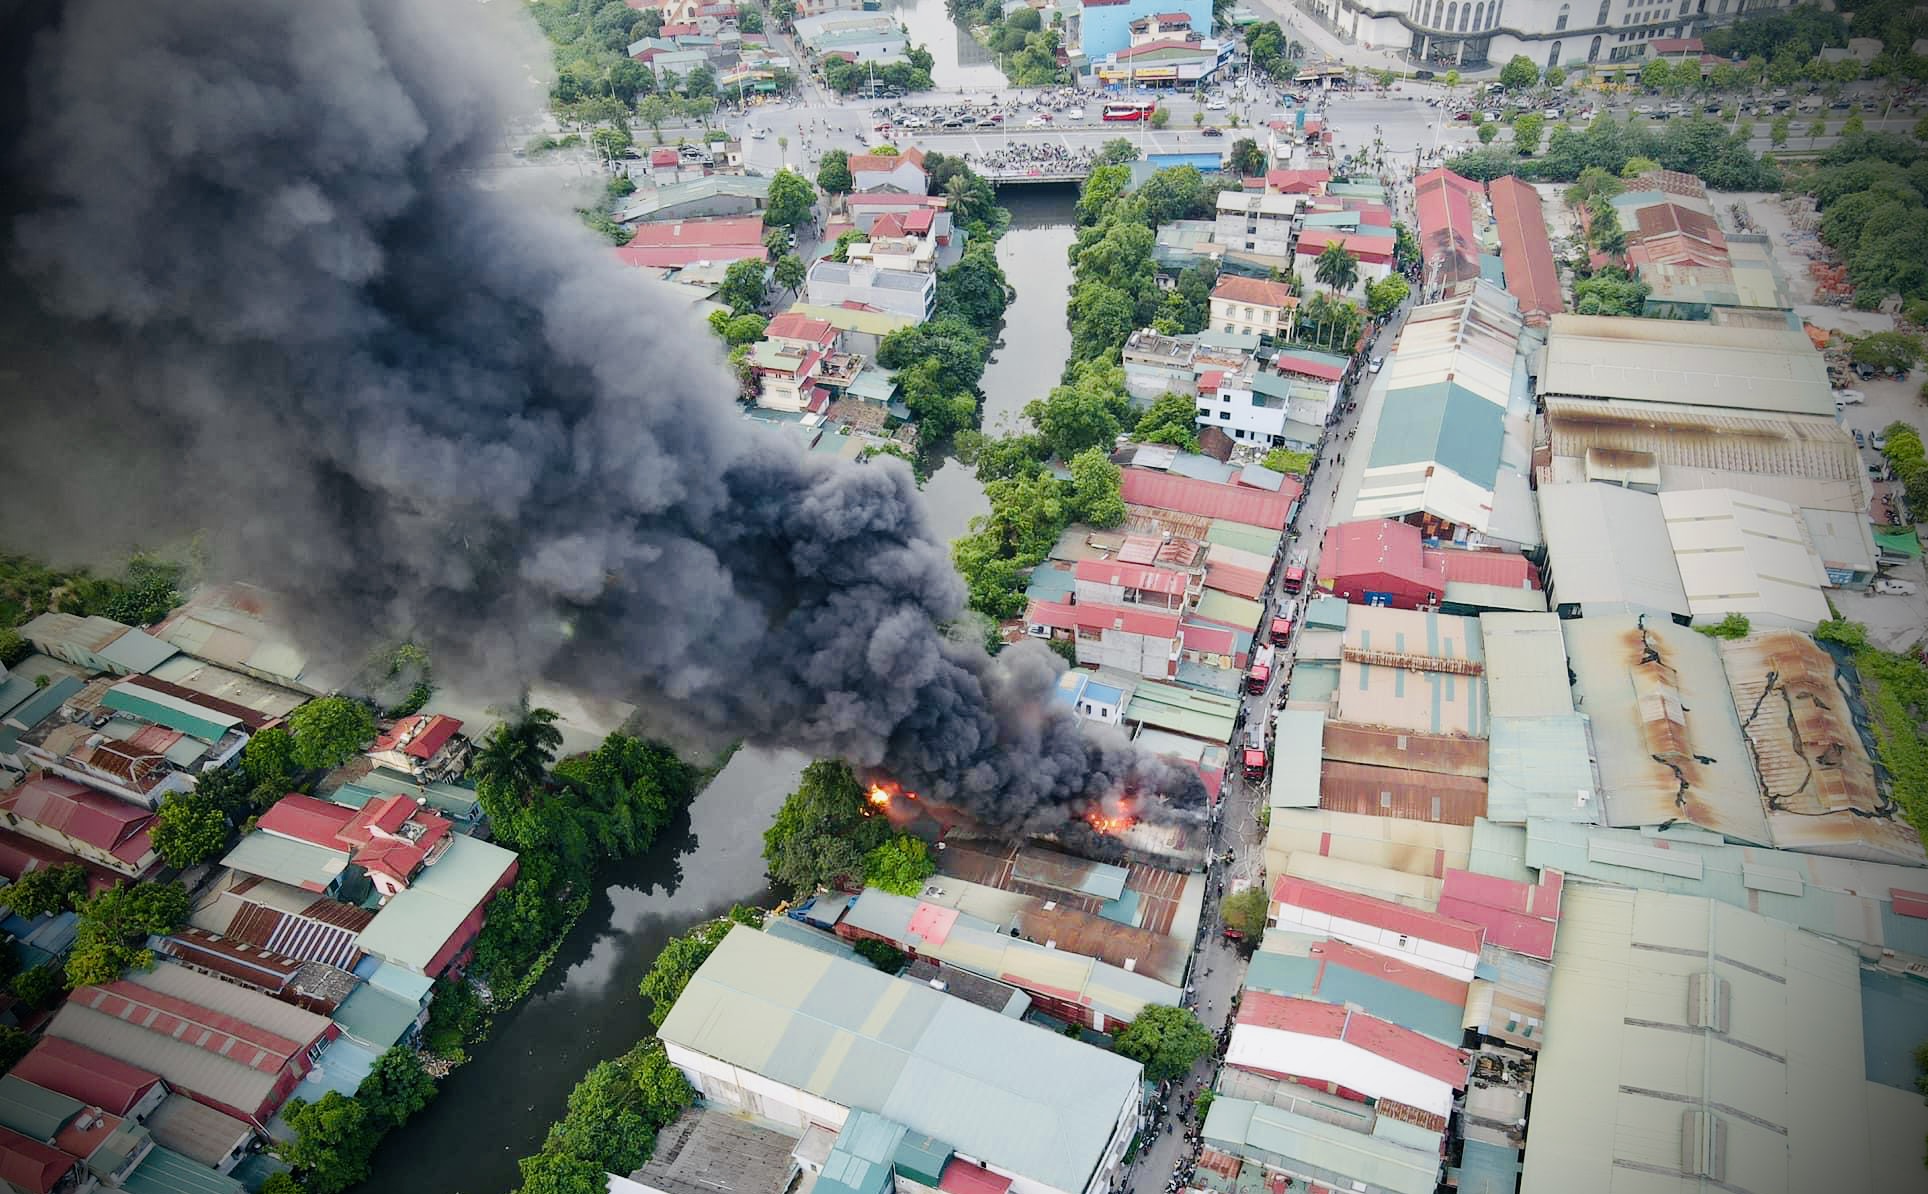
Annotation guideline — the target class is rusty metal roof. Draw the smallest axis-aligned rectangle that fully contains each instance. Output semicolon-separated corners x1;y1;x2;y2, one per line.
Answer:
1321;722;1488;779
1318;761;1488;826
1718;631;1928;866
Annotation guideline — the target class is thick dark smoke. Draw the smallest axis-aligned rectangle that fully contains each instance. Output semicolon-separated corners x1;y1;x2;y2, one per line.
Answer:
0;0;1205;832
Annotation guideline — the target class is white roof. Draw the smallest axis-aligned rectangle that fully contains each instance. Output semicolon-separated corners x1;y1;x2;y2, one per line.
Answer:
1538;316;1834;416
1537;483;1689;621
1657;488;1831;630
1478;613;1574;717
1520;887;1906;1194
1269;709;1325;811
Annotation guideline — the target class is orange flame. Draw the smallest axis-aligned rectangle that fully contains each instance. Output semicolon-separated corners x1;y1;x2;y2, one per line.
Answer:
868;785;893;808
1085;796;1136;835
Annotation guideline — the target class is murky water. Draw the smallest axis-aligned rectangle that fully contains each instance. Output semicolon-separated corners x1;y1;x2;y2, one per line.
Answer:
887;0;1004;92
365;747;807;1194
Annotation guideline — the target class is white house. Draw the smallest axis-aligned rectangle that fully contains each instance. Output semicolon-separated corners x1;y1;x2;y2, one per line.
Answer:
1213;190;1299;260
1071;560;1195;612
1025;600;1181;680
847;148;928;195
805;259;936;322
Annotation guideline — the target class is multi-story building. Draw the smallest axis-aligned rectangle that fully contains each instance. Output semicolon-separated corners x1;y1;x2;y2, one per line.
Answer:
1304;0;1802;72
804;260;936;322
1068;0;1216;63
1213;190;1300;261
1208;276;1297;340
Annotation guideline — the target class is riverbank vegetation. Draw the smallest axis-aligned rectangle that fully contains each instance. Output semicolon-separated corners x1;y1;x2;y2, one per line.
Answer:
949;1;1066;86
1811;615;1928;839
514;1040;697;1194
760;760;894;896
0;551;189;661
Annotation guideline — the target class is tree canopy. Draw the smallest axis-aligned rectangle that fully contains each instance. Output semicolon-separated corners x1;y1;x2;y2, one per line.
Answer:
762;761;892;896
640;907;763;1025
0;863;86;919
286;696;375;771
763;169;817;230
1113;1004;1216;1082
815;148;853;195
1221;886;1269;938
151;791;231;868
282;1092;377;1194
1498;54;1539;91
1133;392;1202;452
863;835;936;895
66;882;189;988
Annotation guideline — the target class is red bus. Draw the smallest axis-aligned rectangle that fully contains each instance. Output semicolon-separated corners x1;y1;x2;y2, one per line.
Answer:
1102;100;1157;121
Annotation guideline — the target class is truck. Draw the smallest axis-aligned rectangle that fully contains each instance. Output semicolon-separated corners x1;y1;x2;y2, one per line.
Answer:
1246;645;1275;695
1241;725;1268;783
1282;551;1308;595
1269;616;1293;647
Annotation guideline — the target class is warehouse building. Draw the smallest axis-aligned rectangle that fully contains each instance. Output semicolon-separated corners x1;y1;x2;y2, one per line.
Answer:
1535;483;1690;623
1656;488;1832;631
1538;315;1835;418
656;927;1143;1194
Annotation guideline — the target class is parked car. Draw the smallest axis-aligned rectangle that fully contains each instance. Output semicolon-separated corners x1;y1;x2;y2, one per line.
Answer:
1872;431;1889;451
1369;356;1385;373
1874;579;1918;596
750;126;769;139
1066;108;1084;119
1026;115;1049;128
1206;97;1228;111
1835;389;1866;404
1854;429;1867;448
1202;125;1224;137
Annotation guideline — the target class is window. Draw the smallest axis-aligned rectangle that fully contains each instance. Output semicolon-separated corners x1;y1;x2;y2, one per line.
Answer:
1555;2;1568;30
1549;40;1562;66
1597;0;1611;22
1489;0;1500;27
1446;2;1457;31
1458;2;1469;29
1473;2;1484;29
1220;410;1231;420
1197;408;1211;420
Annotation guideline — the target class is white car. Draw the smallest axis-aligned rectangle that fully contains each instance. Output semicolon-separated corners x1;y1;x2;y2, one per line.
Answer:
1834;389;1866;405
1368;357;1385;373
750;126;769;139
1206;98;1228;111
1026;115;1050;128
1872;431;1889;451
1874;579;1918;596
1067;107;1085;119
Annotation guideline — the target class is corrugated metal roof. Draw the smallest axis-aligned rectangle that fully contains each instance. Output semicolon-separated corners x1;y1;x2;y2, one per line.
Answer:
9;1039;160;1117
1539;315;1834;416
95;628;179;675
123;1145;245;1194
1485;714;1601;825
103;681;241;742
1478;613;1574;718
1125;680;1240;746
1320;721;1487;778
355;834;517;973
1318;761;1487;826
1265;809;1474;887
2;675;83;731
1202;1096;1441;1194
1659;488;1832;630
1537;483;1689;620
1520;886;1875;1194
1121;470;1299;531
1245;934;1468;1043
1271;877;1484;956
1204;520;1283;558
657;928;1143;1194
1269;710;1325;811
0;1074;82;1141
1486;177;1562;322
1715;631;1925;865
220;833;348;893
1562;615;1768;842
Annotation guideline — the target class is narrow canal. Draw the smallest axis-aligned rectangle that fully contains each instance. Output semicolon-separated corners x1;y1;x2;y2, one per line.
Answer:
367;746;807;1194
380;189;1077;1194
919;184;1077;543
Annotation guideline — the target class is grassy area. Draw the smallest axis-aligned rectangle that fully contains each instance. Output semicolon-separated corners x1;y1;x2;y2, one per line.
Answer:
1817;617;1928;840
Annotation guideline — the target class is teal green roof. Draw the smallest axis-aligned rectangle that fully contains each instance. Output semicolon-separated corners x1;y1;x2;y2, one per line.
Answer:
762;915;859;958
356;834;518;972
330;982;422;1048
892;1129;953;1187
1305;595;1349;630
1194;590;1263;635
1125;680;1240;744
1244;941;1466;1043
3;676;82;730
1450;1139;1520;1194
102;683;239;742
123;1146;245;1194
820;1111;907;1194
0;1073;81;1139
1203;1097;1439;1194
0;675;37;721
221;832;346;891
1205;520;1282;558
348;768;482;820
1368;381;1504;487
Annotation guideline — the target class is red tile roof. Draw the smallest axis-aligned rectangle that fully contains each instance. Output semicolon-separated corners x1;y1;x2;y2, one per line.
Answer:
1;776;155;863
1486;176;1564;322
1071;559;1190;597
0;828;122;894
1026;600;1181;640
626;216;765;248
1264;169;1330;197
1179;620;1239;657
847;193;945;208
1271;876;1485;956
870;212;907;238
1271;350;1346;383
1414;167;1483;286
1197;369;1224;394
614;243;767;269
1293;228;1394;265
1204;561;1266;601
0;1126;75;1194
940;1158;1014;1194
1235;990;1471;1088
11;1038;163;1116
1437;869;1563;960
849;153;926;176
1431;545;1539;590
903;208;935;234
1211;275;1294;310
650;148;679;166
370;712;462;761
72;979;313;1074
765;311;836;345
1121;469;1300;530
256;795;356;851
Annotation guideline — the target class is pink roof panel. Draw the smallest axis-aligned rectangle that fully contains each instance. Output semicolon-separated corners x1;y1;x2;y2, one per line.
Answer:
907;902;958;946
1121;469;1300;530
1072;559;1189;596
1271;876;1485;955
256;794;356;850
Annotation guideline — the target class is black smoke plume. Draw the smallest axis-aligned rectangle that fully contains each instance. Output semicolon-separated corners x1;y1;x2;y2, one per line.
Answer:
0;0;1205;832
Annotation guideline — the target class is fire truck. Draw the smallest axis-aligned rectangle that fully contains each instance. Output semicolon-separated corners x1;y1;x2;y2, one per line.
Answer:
1241;723;1268;783
1269;616;1292;647
1282;555;1308;595
1246;644;1275;695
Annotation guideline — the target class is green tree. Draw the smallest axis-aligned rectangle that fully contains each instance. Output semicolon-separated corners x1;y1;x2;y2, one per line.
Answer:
853;938;907;972
1499;54;1539;91
1113;1004;1216;1081
816;148;853;195
281;1092;377;1194
1149;107;1170;129
1512;112;1545;156
1695;612;1753;640
1477;121;1498;144
0;1025;31;1074
1313;242;1360;295
1808;115;1828;146
773;253;807;296
718;256;770;314
550;733;701;860
763;169;818;231
1771;114;1792;147
243;726;298;784
708;310;768;347
286;697;374;771
1365;274;1410;318
357;1047;438;1130
1841;112;1866;138
472;705;563;800
640;908;762;1024
151;791;231;868
1260;447;1314;477
67;881;190;988
864;835;936;895
1066;447;1127;528
1544;65;1567;89
1220;886;1268;938
762;761;891;897
1;863;87;919
1026;382;1128;461
1227;137;1266;177
934;245;1010;331
1573;267;1649;315
1075;163;1132;226
518;1152;607;1194
1134;392;1203;451
1851;331;1923;373
10;965;65;1012
1639;58;1673;92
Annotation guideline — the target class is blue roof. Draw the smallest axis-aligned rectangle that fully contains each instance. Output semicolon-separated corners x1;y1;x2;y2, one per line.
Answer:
1450;1139;1521;1194
1025;565;1077;603
1097;888;1143;925
1244;941;1467;1044
1083;681;1124;705
123;1147;245;1194
0;675;37;721
1860;968;1928;1093
763;915;859;958
3;675;83;730
331;983;423;1048
355;958;435;1004
1304;595;1349;630
818;1110;907;1194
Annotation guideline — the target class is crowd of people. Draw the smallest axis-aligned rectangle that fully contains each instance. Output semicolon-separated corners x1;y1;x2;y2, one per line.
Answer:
963;141;1101;176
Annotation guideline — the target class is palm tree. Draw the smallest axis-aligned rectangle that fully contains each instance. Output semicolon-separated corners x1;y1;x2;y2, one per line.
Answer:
471;704;562;799
1313;242;1360;296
